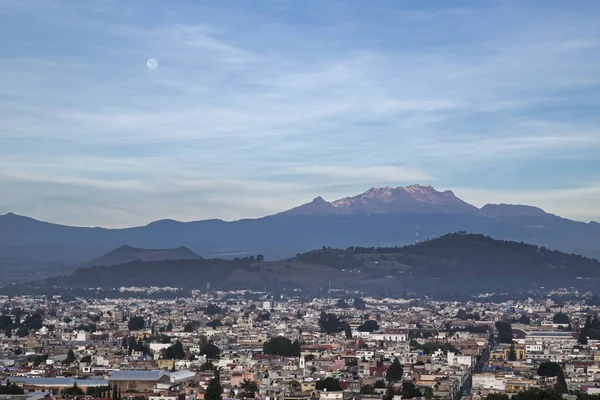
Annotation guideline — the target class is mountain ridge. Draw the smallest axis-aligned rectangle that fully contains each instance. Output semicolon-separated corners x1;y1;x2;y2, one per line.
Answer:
21;233;600;295
481;203;551;219
276;184;482;216
88;245;202;267
2;184;594;225
1;184;599;271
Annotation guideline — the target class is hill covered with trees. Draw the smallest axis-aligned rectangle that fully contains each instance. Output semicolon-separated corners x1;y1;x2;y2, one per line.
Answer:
293;232;600;293
12;233;600;296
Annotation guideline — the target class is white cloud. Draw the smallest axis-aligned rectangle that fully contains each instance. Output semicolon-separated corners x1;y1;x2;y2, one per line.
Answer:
287;165;433;183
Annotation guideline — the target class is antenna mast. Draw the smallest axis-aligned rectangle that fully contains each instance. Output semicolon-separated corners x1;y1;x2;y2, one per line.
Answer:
415;221;420;244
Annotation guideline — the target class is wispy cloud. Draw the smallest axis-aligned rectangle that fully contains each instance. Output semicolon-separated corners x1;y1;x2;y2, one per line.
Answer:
0;1;599;226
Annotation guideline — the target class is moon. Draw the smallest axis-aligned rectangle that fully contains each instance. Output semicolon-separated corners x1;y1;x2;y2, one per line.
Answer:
146;58;159;69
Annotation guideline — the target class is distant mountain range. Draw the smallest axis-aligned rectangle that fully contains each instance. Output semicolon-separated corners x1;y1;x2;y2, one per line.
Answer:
279;185;479;216
16;233;600;296
1;184;599;275
88;245;201;267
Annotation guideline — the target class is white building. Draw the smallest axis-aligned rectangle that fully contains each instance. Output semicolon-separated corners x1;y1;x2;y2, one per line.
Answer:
472;374;507;391
353;331;408;342
447;351;473;367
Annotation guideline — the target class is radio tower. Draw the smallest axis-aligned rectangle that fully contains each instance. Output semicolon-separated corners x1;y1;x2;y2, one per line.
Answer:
415;221;420;244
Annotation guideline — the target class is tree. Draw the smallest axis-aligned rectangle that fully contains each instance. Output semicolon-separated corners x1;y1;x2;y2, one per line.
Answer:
518;314;531;325
263;336;300;357
353;297;366;310
240;379;259;398
184;321;198;332
495;321;513;343
256;254;265;262
256;312;270;322
65;349;76;364
374;380;387;389
486;394;510;400
386;358;404;382
128;316;145;331
205;377;222;400
508;344;517;361
361;386;376;395
291;340;301;357
553;313;570;325
318;312;348;335
112;384;119;400
535;362;568;393
358;320;379;332
201;343;221;360
199;335;208;352
0;315;13;330
16;326;28;337
555;371;568;395
336;299;349;309
204;304;223;316
513;388;562;400
316;378;342;391
0;381;24;395
345;324;352;339
166;321;173;331
384;385;397;400
87;386;110;397
162;341;186;360
537;362;562;377
578;329;588;345
401;382;422;399
62;382;84;396
158;334;171;344
207;319;222;328
200;360;214;371
424;387;434;400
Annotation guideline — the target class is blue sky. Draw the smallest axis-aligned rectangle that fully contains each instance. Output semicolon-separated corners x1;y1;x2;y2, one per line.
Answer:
1;0;599;227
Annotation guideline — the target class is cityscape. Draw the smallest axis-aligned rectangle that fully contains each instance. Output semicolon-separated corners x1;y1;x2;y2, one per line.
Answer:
0;290;600;400
1;2;600;400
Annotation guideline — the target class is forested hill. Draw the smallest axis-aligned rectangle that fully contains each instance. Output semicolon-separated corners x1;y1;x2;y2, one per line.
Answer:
19;233;600;295
292;233;600;291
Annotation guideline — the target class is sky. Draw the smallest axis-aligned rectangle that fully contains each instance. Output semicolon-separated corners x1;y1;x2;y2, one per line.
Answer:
1;0;599;227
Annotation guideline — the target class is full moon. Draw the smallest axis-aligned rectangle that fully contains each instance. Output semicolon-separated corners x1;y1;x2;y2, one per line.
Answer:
146;58;159;69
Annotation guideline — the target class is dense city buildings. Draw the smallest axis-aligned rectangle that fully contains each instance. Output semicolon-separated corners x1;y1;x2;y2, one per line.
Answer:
0;291;599;400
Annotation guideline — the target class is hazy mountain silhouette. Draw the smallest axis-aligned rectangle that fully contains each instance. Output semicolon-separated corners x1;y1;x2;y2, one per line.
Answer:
1;185;599;274
33;233;600;295
88;245;201;267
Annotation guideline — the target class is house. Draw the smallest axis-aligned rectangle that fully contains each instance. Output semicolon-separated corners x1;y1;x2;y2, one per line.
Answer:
110;370;171;394
6;377;109;396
